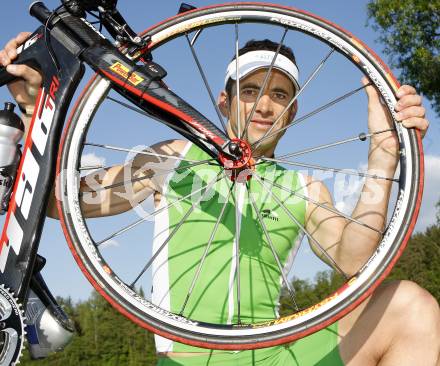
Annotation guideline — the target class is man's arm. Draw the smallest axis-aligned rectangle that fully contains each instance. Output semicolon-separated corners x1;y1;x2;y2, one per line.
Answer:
305;80;428;276
47;139;187;219
46;163;157;219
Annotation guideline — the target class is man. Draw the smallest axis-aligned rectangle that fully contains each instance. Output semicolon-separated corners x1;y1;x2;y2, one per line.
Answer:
1;32;439;365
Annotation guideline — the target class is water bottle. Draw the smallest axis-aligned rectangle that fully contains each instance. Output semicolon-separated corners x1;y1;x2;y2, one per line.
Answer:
0;102;24;214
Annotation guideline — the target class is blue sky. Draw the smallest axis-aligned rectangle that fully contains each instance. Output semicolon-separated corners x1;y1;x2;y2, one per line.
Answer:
0;1;439;302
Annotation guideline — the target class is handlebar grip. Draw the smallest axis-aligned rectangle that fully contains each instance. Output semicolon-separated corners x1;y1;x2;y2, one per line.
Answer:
0;66;17;88
29;1;52;24
29;1;105;49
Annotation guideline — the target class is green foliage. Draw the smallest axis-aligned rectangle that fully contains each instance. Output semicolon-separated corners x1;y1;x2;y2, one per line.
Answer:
437;200;440;225
388;224;440;301
367;0;440;115
279;270;344;315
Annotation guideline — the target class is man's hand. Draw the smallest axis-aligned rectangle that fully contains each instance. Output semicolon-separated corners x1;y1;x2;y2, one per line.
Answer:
0;32;42;115
394;84;429;137
362;77;429;165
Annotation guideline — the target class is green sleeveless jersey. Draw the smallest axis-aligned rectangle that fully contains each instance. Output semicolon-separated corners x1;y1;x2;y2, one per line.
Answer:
152;142;345;364
152;142;308;353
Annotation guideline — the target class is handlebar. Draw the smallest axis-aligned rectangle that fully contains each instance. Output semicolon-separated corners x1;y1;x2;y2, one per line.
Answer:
0;69;17;87
30;0;145;48
0;1;105;88
29;1;52;24
0;0;146;88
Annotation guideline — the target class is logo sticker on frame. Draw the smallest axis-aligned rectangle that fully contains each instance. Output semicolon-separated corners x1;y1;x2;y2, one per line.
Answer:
110;62;144;86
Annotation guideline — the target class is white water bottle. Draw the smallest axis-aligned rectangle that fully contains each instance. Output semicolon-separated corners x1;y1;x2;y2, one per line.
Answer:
0;102;24;214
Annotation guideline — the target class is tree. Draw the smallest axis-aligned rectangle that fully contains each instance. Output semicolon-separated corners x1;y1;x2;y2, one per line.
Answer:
367;0;440;116
279;270;344;315
436;199;440;225
388;225;440;301
387;198;440;301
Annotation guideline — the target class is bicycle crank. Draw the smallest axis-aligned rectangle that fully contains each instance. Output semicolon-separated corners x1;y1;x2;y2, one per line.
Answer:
0;285;25;365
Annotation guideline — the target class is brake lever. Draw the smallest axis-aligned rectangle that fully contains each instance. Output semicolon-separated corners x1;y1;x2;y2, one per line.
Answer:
97;7;145;47
61;0;87;17
61;0;147;49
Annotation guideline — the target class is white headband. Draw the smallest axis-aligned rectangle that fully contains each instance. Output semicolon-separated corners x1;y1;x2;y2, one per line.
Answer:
224;50;300;93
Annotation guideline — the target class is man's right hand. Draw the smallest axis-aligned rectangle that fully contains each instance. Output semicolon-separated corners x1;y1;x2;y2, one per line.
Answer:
0;32;42;115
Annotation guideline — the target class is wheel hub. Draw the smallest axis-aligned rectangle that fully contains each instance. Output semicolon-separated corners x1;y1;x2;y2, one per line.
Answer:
219;138;254;183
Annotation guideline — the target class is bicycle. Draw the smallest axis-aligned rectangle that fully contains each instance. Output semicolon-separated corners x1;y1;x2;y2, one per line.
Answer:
0;0;423;363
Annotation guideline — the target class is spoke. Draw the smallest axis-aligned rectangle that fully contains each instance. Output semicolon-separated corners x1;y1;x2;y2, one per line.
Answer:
258;174;383;235
179;183;233;316
247;182;299;311
260;157;399;182
185;33;227;133
235;23;241;138
234;183;242;324
86;158;215;194
290;83;372;128
95;171;222;247
240;28;289;140
253;174;348;278
276;128;396;161
252;48;336;151
254;83;373;147
79;165;105;171
85;142;201;163
130;172;223;288
190;29;203;46
106;96;206;142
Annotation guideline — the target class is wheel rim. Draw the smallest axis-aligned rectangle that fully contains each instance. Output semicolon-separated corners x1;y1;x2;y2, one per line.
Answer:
58;3;423;349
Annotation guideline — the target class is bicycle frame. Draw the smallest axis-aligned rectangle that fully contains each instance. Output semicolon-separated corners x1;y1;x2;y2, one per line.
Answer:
0;2;229;303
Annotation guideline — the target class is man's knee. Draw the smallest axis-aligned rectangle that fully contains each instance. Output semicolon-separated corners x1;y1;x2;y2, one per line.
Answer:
380;280;440;336
365;281;440;365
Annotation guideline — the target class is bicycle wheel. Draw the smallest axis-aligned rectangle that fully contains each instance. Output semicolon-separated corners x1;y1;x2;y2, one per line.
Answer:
57;3;423;350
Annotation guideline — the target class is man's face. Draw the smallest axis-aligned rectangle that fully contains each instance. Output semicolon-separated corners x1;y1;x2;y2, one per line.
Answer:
219;68;297;155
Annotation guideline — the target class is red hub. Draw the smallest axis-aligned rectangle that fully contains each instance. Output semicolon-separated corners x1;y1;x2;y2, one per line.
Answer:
218;138;254;183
